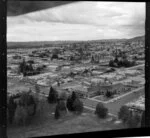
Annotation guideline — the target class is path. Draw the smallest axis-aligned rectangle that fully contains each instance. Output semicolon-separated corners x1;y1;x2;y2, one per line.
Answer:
89;86;144;104
82;87;144;116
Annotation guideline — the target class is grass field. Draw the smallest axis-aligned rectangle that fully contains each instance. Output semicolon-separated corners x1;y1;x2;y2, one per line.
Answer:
7;75;144;137
7;99;125;138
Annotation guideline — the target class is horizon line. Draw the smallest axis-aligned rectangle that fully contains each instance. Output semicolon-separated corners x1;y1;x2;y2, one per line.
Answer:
7;35;145;43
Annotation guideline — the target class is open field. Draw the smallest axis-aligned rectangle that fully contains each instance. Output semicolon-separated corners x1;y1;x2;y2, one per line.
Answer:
7;99;125;138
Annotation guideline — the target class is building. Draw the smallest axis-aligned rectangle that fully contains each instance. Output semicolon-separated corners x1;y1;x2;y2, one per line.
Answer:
88;82;131;97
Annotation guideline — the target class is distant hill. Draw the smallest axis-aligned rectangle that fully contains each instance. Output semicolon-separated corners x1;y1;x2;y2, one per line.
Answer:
7;35;145;49
128;35;145;41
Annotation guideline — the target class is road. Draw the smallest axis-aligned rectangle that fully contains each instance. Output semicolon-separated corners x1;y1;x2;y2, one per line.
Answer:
8;81;144;117
82;87;144;116
89;86;144;104
127;64;144;70
113;64;144;71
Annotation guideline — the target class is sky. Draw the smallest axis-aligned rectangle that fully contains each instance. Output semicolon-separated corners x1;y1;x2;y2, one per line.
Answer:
7;2;145;42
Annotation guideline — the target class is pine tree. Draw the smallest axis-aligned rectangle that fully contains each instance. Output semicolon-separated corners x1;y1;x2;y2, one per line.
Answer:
66;91;77;111
47;87;58;104
71;91;77;101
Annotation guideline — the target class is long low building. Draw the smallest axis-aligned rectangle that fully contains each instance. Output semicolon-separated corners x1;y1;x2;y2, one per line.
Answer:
87;82;132;97
125;96;145;113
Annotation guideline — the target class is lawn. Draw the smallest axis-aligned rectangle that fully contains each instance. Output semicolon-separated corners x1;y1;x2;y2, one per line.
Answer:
7;98;125;138
82;88;144;116
105;88;144;115
94;87;136;102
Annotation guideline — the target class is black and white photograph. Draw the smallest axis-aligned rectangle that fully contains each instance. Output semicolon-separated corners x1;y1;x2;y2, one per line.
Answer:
6;1;146;137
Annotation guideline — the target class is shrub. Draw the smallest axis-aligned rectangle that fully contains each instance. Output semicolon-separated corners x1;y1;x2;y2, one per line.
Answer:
54;99;68;120
126;113;141;128
14;105;28;126
35;99;45;115
95;103;108;118
18;92;36;116
109;60;114;67
73;98;83;114
10;91;37;126
47;87;58;104
105;90;113;98
51;54;58;60
7;96;17;124
118;105;130;123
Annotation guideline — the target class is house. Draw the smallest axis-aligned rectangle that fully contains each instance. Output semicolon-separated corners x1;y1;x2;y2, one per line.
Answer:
98;83;126;95
88;82;129;97
125;96;145;114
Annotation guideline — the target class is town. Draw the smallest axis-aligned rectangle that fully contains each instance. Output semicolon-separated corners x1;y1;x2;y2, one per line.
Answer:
7;36;145;137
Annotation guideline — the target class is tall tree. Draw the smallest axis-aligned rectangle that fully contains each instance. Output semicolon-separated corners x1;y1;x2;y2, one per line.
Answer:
66;91;77;111
47;87;58;104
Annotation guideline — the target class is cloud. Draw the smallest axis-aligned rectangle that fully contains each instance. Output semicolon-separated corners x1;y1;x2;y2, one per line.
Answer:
7;2;145;41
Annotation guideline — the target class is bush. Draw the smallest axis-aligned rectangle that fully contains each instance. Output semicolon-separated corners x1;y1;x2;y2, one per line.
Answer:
12;92;36;116
95;103;108;118
19;92;36;116
14;105;28;126
8;91;37;126
109;60;114;67
18;59;35;76
47;87;58;104
51;54;58;60
105;90;113;98
118;106;130;123
73;98;83;114
35;99;46;115
126;113;141;128
54;99;68;119
7;96;17;124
